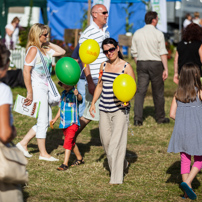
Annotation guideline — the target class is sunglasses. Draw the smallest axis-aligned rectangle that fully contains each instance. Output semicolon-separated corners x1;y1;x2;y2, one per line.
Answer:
101;11;108;15
42;33;49;37
103;47;116;55
93;11;108;15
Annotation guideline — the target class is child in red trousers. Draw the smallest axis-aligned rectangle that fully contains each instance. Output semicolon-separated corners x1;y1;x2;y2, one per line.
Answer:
51;82;84;170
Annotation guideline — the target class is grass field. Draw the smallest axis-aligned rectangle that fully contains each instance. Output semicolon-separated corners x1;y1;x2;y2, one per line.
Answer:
11;57;202;202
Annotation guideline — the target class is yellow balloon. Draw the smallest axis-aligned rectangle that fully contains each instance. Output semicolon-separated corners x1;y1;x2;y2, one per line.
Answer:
113;74;136;104
79;39;100;65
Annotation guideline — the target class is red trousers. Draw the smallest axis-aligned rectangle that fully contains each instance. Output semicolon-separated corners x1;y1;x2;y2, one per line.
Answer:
62;124;79;150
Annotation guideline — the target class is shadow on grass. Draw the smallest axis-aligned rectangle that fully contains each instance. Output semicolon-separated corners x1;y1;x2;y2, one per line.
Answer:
98;150;138;173
166;161;201;192
46;129;64;154
27;129;64;155
143;106;155;121
27;127;101;159
75;127;102;158
22;188;29;202
71;127;138;172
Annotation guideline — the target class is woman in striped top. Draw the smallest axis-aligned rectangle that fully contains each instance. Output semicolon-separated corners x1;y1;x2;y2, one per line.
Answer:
89;38;136;184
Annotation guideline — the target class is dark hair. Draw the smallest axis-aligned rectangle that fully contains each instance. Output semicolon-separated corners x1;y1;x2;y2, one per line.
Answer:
185;13;191;19
182;23;202;42
101;38;123;59
145;11;158;24
175;63;202;103
0;41;10;69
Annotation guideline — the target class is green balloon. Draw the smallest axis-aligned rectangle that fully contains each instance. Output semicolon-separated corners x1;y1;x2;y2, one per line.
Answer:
55;57;81;86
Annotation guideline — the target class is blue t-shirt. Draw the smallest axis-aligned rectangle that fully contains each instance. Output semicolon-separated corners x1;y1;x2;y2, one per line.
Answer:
71;44;85;79
59;89;81;129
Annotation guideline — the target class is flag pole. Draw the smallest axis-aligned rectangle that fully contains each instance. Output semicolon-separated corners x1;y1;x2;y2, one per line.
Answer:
87;0;91;26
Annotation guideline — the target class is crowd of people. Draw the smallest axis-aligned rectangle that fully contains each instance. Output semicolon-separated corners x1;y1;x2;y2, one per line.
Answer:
1;4;202;201
183;12;202;28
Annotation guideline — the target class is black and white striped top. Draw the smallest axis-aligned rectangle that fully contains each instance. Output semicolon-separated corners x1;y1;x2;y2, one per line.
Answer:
79;22;110;84
99;62;130;112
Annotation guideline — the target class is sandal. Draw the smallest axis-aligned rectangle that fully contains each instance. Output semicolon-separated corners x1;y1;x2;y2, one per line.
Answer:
181;182;197;200
124;161;130;175
57;164;68;171
181;193;188;199
71;158;84;167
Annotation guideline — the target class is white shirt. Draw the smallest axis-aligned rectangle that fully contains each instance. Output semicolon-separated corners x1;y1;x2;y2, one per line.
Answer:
183;19;191;28
0;82;13;125
79;21;110;84
25;47;55;86
131;25;168;61
5;24;19;49
193;18;201;26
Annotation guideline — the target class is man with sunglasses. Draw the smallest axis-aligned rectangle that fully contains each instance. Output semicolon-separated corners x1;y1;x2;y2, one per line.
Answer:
73;4;109;147
131;11;170;126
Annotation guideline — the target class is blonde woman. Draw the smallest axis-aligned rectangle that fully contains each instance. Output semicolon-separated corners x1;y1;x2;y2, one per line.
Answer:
16;23;65;161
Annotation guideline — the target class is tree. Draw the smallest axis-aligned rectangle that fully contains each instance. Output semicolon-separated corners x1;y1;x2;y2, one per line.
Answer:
19;0;33;48
123;3;134;33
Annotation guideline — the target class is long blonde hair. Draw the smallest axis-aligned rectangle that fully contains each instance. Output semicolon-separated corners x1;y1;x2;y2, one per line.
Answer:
26;23;48;54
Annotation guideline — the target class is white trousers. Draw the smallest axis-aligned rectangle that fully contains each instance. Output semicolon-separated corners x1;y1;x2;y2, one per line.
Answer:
99;109;129;184
32;83;52;139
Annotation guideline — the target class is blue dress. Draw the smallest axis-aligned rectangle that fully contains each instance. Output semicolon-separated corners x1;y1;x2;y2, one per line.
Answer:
167;93;202;156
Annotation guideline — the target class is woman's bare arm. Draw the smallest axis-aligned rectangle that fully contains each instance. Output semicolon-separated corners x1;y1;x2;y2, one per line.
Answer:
45;42;66;56
23;47;37;105
170;96;177;120
0;104;16;144
124;63;136;81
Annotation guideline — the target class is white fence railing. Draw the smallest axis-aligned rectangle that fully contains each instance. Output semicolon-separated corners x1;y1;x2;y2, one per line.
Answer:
10;47;56;70
10;47;26;70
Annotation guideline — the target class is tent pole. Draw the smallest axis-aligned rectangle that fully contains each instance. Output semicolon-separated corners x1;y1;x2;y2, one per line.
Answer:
87;0;91;26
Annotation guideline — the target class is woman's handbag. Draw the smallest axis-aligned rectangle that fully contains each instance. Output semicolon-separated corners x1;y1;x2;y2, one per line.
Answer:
38;49;60;106
0;141;28;184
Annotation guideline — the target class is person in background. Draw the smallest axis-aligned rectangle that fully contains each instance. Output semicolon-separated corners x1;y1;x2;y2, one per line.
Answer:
131;11;169;126
51;82;84;170
183;13;192;29
71;4;110;165
173;23;202;84
5;17;20;49
89;38;135;184
0;41;23;201
16;23;65;161
70;44;88;166
168;63;202;200
71;43;86;118
192;12;202;26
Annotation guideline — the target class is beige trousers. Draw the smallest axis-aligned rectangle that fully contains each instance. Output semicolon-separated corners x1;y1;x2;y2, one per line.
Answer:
0;182;23;202
99;109;129;184
83;85;100;121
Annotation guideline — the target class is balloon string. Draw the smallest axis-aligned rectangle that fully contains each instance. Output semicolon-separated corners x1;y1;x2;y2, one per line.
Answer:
125;107;129;122
80;64;86;77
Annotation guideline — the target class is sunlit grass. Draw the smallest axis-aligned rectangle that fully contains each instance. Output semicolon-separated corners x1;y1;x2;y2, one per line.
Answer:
11;57;202;201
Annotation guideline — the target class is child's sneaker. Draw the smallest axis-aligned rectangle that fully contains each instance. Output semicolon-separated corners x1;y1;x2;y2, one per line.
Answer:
57;164;68;171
